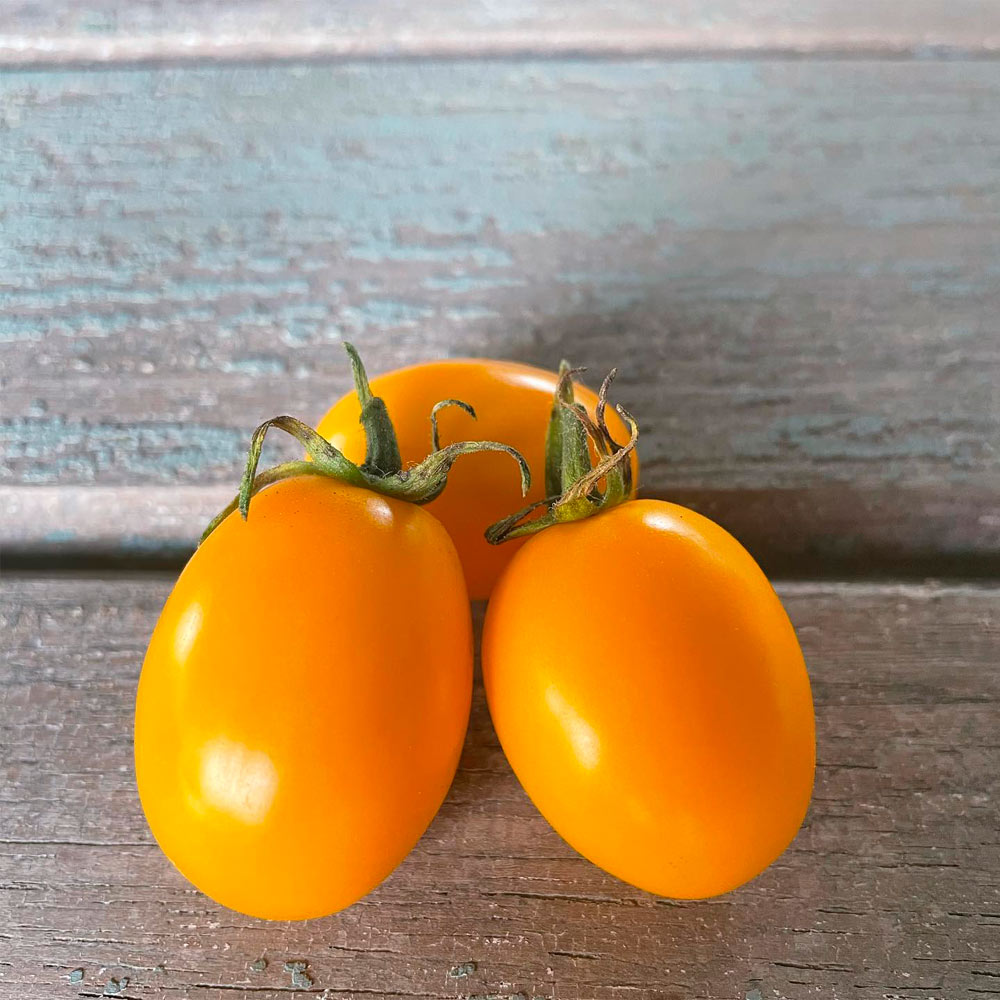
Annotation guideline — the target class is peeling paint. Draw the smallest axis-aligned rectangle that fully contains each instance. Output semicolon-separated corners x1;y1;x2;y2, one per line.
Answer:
283;959;313;989
1;61;997;505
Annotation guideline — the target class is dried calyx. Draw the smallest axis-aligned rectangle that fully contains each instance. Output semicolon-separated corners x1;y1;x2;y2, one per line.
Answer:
486;362;638;545
201;343;530;544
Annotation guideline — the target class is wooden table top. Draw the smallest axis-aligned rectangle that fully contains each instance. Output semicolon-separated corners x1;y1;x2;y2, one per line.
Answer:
1;3;998;998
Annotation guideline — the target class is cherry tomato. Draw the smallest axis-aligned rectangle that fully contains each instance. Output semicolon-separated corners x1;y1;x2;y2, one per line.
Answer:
482;500;814;899
316;359;637;599
135;476;472;920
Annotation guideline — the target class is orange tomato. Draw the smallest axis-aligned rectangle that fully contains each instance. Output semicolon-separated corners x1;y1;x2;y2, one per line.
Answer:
135;476;472;920
482;500;814;899
316;359;637;599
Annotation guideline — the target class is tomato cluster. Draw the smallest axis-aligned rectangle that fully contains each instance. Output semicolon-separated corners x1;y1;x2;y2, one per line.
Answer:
134;347;815;920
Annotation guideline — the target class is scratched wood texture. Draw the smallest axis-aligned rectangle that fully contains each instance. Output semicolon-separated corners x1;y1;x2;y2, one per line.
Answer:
1;0;998;65
1;575;998;1000
1;61;999;573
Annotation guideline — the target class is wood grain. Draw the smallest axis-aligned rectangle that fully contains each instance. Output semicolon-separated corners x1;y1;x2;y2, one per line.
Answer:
1;62;999;569
4;483;1000;580
1;575;998;999
0;0;998;66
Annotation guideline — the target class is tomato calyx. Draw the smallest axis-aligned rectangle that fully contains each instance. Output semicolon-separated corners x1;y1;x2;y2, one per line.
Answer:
485;362;638;545
200;343;531;544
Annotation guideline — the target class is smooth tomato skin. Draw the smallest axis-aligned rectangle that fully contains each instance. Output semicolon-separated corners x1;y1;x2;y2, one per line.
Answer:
135;477;473;920
482;500;815;899
315;359;637;600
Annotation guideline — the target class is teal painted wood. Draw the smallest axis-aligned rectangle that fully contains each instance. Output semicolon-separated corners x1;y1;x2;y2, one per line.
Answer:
1;61;998;566
0;0;997;65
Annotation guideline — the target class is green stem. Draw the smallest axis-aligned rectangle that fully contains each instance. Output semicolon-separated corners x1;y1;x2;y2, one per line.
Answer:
344;342;403;477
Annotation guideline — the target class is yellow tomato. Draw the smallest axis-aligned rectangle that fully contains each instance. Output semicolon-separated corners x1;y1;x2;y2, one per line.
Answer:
135;476;472;919
483;500;815;899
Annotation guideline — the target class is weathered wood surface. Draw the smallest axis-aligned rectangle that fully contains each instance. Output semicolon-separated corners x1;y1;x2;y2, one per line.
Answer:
2;62;999;571
1;575;998;999
4;483;1000;580
1;0;998;66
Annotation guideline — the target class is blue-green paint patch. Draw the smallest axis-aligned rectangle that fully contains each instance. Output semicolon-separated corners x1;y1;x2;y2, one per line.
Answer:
219;356;289;376
348;243;514;267
242;256;291;274
116;535;183;555
0;317;46;342
80;13;115;33
1;417;253;484
0;286;162;309
282;960;313;989
163;277;311;301
43;530;77;544
340;299;435;329
444;306;500;322
423;274;524;293
733;411;988;470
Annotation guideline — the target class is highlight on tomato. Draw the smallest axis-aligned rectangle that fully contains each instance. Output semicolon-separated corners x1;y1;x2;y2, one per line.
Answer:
481;366;815;899
134;345;529;920
316;357;637;599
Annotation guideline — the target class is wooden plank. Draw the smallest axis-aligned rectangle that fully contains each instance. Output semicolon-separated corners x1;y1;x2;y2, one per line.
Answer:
0;0;998;66
1;575;998;999
3;483;1000;579
1;61;999;568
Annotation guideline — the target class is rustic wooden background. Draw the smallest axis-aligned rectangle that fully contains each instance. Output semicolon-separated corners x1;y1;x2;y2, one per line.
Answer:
1;3;998;999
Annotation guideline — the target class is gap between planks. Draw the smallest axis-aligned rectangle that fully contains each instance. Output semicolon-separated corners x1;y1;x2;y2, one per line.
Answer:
1;0;999;68
3;485;999;581
3;38;1000;70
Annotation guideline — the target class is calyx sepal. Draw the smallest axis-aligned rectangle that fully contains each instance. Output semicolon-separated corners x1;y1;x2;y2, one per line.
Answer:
485;362;637;545
201;344;530;544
